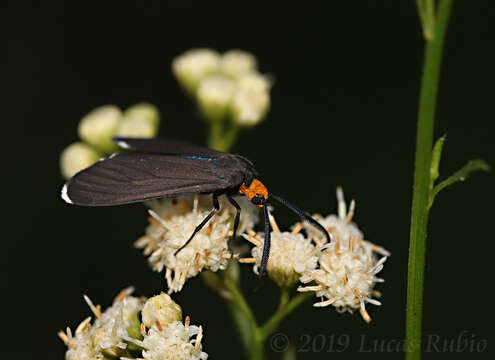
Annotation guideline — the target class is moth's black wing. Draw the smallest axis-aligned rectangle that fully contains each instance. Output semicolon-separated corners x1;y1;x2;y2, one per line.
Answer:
113;137;224;159
62;152;244;206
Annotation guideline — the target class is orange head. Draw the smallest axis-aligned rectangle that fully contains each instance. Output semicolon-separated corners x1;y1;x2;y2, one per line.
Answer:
239;178;269;207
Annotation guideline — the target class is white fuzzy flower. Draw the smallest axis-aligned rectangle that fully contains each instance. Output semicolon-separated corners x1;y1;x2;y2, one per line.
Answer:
143;321;207;360
298;188;390;323
196;75;236;122
136;195;259;293
245;214;318;287
59;287;143;359
78;105;122;153
172;48;220;95
60;319;100;360
60;142;102;179
123;317;207;360
219;49;257;79
88;294;142;355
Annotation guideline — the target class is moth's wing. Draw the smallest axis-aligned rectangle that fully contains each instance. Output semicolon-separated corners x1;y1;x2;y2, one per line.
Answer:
112;137;224;159
62;153;243;206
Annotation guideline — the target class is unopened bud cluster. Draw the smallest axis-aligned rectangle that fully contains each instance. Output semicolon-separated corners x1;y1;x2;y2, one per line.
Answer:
60;103;160;179
172;48;272;126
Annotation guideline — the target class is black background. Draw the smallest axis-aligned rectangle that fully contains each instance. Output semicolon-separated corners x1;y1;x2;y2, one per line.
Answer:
6;1;494;359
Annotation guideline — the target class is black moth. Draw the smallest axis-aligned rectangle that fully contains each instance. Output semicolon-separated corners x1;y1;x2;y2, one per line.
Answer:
62;137;330;276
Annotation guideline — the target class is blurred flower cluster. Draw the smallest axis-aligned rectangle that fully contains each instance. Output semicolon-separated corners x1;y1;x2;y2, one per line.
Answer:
59;288;207;360
59;103;160;179
172;48;272;127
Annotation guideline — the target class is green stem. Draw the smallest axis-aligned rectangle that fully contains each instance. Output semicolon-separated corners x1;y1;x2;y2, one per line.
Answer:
259;292;313;340
223;279;258;333
406;1;453;359
206;120;224;150
223;279;264;360
278;287;290;310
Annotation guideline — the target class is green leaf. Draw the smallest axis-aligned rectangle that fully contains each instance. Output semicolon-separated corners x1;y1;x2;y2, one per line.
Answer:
429;135;446;193
429;159;490;208
416;0;436;40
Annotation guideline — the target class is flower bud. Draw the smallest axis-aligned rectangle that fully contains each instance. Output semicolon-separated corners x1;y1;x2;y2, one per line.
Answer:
77;105;121;153
231;87;270;127
220;49;257;79
141;293;182;328
60;142;102;179
196;75;236;122
172;48;220;95
123;102;160;128
116;115;158;138
237;71;272;92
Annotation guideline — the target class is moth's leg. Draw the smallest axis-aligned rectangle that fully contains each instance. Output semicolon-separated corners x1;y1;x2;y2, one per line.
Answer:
174;194;220;255
227;194;241;258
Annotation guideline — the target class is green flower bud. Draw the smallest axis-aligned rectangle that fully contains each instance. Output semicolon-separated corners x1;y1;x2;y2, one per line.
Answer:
141;293;182;328
172;48;220;95
196;75;236;122
123;102;160;128
59;142;102;179
78;105;122;153
220;49;257;79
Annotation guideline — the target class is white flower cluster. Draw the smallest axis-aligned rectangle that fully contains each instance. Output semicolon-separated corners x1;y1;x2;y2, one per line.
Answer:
129;321;207;360
245;212;318;287
298;188;390;323
59;290;207;360
60;103;160;179
58;287;143;360
136;194;259;293
172;48;272;126
242;188;390;323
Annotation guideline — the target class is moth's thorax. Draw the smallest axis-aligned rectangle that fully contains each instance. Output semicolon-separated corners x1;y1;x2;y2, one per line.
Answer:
239;178;268;207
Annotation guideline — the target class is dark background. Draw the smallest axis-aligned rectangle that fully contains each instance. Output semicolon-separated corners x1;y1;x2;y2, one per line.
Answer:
6;1;494;359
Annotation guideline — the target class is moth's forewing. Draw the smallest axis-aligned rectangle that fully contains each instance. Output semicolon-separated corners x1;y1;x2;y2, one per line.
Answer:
63;153;243;206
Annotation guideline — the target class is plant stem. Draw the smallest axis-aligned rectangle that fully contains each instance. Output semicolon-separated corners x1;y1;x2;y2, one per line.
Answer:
259;292;313;340
278;287;290;310
406;1;453;359
223;279;258;334
206;118;241;152
206;120;224;150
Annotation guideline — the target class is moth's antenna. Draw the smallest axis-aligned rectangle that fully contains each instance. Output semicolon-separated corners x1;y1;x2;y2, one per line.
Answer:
254;201;271;292
259;201;271;277
269;193;330;243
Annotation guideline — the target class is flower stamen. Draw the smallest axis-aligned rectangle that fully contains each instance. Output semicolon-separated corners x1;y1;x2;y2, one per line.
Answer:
83;295;101;319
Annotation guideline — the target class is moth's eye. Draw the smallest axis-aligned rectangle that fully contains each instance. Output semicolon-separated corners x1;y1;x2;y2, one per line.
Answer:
251;194;264;206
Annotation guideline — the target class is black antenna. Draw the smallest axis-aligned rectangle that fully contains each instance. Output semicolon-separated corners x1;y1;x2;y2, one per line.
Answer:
258;201;271;277
269;193;330;243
